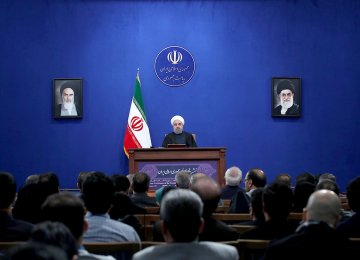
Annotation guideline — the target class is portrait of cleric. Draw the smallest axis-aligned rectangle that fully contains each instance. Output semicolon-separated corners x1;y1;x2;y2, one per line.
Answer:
272;78;301;117
53;79;83;119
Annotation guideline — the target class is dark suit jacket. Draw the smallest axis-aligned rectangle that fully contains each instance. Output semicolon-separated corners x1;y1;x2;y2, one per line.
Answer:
0;212;34;241
221;185;245;200
337;212;360;238
263;221;355;260
161;131;197;147
130;193;158;207
273;103;300;116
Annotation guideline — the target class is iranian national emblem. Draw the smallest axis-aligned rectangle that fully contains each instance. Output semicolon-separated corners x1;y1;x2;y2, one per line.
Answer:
154;45;195;87
131;116;143;131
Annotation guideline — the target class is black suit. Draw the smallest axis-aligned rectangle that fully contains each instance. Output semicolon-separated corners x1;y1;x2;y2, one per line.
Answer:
263;221;355;260
273;103;300;116
0;212;34;241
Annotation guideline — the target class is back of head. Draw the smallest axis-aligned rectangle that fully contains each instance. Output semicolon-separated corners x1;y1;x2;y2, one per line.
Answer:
318;173;336;183
111;174;131;193
224;166;242;186
30;221;78;260
190;176;221;218
246;168;267;188
275;173;292;187
160;189;203;242
132;172;150;193
346;176;360;212
175;171;191;189
82;172;115;214
41;192;85;240
0;171;16;209
39;172;60;194
306;189;341;226
296;172;316;185
263;182;293;220
5;242;68;260
293;181;316;212
77;171;94;191
316;180;339;195
189;172;208;187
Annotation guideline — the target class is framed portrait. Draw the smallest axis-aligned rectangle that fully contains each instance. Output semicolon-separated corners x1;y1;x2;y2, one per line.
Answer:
272;77;301;118
53;78;83;119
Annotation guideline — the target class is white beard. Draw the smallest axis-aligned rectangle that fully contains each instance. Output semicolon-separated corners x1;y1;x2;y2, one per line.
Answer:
281;98;293;109
63;100;74;110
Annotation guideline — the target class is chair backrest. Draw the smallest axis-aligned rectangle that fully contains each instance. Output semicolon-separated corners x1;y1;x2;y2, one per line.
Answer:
83;242;141;260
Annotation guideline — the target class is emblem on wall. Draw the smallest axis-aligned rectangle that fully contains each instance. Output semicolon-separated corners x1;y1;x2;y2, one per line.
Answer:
154;46;195;87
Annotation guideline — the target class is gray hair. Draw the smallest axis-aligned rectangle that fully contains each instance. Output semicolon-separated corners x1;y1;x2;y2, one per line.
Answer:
175;171;191;189
224;166;242;186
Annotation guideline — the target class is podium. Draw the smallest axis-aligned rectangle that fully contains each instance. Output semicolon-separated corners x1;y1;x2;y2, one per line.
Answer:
128;147;226;190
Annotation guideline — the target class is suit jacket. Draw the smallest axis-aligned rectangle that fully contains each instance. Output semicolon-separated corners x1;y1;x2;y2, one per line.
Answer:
162;131;197;147
336;212;360;238
273;103;299;116
0;211;34;241
130;193;158;207
132;241;239;260
263;221;355;260
221;185;245;200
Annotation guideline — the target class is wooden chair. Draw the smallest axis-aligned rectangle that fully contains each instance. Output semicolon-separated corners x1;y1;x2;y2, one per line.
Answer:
228;225;256;235
83;242;141;259
0;241;25;251
212;213;252;223
144;207;160;214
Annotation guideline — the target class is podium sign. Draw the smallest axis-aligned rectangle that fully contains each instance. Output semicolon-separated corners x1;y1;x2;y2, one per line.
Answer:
128;148;226;190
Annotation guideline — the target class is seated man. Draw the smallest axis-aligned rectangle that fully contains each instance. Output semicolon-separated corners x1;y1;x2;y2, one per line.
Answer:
0;171;34;241
221;166;245;200
130;172;158;207
133;189;238;260
263;190;355;260
162;115;197;147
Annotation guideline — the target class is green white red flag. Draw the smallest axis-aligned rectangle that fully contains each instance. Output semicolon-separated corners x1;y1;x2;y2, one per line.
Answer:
123;71;152;158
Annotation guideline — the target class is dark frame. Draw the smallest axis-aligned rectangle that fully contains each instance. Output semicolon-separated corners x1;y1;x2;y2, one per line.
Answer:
272;77;301;118
53;78;83;119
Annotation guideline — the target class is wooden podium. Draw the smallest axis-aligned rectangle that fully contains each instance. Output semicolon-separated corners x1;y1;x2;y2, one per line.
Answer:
128;147;226;190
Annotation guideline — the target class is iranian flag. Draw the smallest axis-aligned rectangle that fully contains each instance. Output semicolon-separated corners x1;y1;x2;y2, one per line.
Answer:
123;71;152;158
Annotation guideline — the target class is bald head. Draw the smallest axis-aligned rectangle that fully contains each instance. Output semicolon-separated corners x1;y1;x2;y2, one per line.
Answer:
190;176;220;200
305;189;341;227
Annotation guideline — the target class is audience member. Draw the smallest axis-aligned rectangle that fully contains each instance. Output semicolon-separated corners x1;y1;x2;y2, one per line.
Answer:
240;187;265;226
241;182;296;240
318;173;336;183
337;176;360;237
0;171;34;241
4;242;68;260
263;190;354;260
25;174;40;185
130;172;158;207
274;173;292;188
293;181;316;212
175;171;191;189
126;174;135;195
316;180;352;224
133;189;238;260
30;221;78;260
221;166;244;199
41;192;115;259
244;168;267;198
82;172;140;243
191;176;239;241
295;172;316;185
109;174;146;221
189;173;207;187
12;172;60;224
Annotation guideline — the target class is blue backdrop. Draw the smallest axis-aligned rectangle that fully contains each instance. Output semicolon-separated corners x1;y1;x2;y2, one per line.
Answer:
1;0;360;191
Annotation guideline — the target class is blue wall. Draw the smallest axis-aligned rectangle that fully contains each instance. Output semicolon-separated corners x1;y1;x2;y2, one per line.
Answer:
1;0;360;191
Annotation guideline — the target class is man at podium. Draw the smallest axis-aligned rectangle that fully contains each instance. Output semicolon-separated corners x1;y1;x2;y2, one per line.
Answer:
162;115;197;148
